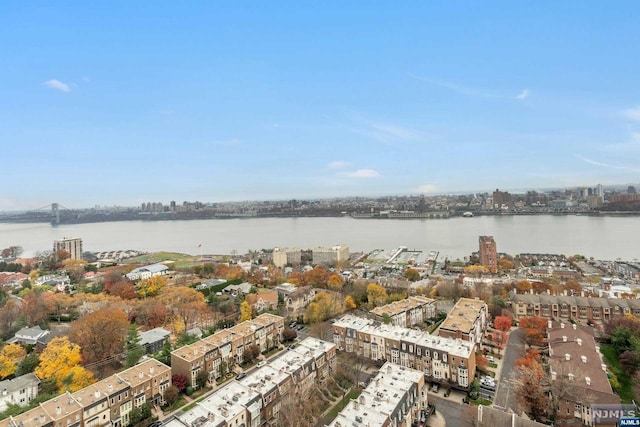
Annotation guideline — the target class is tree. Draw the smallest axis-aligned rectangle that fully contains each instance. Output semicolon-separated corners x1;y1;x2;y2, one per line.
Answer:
0;343;26;379
327;274;344;291
172;374;188;392
366;283;388;307
1;246;23;258
239;301;252;322
282;327;297;342
159;286;209;331
512;358;548;422
15;352;39;376
475;354;489;372
105;279;138;300
163;385;180;407
69;307;129;366
516;280;532;293
45;293;75;323
404;268;420;282
137;275;167;298
344;295;357;309
35;337;95;392
125;325;144;368
62;259;88;283
22;289;52;326
519;316;547;346
136;299;168;328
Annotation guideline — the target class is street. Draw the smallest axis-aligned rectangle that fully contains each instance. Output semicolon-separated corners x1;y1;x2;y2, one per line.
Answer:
493;328;525;413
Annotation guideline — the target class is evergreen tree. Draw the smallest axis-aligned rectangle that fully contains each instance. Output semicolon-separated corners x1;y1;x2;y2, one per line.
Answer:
125;325;144;368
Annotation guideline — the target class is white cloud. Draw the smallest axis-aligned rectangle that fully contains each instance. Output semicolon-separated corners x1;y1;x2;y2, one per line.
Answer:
410;74;500;99
43;79;71;92
328;161;349;169
516;89;530;100
622;106;640;121
576;155;640;172
416;184;438;194
342;169;380;178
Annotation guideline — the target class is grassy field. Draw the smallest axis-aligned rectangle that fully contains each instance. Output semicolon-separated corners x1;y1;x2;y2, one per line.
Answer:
125;252;202;269
600;343;635;403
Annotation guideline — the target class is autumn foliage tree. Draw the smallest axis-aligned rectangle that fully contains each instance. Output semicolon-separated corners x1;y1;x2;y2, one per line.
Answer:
105;279;138;300
366;283;388;307
136;275;167;298
344;295;357;310
239;301;252;322
69;308;129;366
0;343;26;379
519;316;548;346
512;350;548;422
35;337;95;392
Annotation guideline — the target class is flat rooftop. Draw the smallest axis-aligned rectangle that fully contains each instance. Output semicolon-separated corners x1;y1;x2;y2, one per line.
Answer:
371;296;436;318
439;298;485;334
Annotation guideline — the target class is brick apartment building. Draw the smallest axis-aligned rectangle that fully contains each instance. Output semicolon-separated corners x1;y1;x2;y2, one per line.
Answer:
333;315;476;390
171;313;285;388
438;297;488;347
511;293;640;322
370;296;437;328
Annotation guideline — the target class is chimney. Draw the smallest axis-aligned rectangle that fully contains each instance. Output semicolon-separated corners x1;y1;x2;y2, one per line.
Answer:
107;384;113;392
565;353;571;361
139;372;144;379
56;406;62;415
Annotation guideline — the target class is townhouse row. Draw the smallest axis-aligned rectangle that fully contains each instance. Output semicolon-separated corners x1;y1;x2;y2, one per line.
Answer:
333;315;476;390
327;362;428;427
0;359;172;427
171;313;285;388
511;293;640;322
370;296;437;328
165;337;336;427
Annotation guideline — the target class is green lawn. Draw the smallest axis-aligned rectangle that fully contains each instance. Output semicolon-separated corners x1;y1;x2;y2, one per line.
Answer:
125;252;201;269
600;343;635;403
320;389;362;425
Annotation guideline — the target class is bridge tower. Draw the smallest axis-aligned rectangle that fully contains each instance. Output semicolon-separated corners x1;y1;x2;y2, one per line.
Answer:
51;203;60;225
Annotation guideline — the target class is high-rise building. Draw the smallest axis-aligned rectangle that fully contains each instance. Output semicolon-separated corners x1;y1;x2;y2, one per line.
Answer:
479;236;497;273
53;237;83;260
312;244;349;266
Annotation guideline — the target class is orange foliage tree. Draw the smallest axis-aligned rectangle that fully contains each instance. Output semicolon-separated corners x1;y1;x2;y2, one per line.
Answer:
35;337;95;392
69;308;129;366
519;316;548;346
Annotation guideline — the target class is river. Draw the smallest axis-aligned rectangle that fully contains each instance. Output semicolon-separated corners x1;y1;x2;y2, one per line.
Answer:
0;216;638;261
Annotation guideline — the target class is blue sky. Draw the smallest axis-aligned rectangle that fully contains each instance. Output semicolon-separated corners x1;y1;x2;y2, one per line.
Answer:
1;1;639;210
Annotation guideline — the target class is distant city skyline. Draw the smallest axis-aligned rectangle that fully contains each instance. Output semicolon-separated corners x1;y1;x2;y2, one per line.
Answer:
1;2;639;211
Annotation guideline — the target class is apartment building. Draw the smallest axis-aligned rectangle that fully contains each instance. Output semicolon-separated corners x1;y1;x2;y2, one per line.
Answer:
53;237;83;260
312;245;349;266
0;359;171;427
547;322;620;425
370;296;437;328
511;293;640;322
166;337;336;427
271;248;302;269
438;298;488;347
171;314;285;388
479;236;497;273
333;315;476;390
327;362;428;427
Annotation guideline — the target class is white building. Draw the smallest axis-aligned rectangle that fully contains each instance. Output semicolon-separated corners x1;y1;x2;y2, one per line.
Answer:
53;237;83;260
0;374;40;412
272;248;302;269
125;263;170;281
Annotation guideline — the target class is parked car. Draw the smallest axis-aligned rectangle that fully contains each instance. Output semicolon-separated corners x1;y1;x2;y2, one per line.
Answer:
235;373;246;380
487;355;495;363
257;361;266;368
431;383;439;393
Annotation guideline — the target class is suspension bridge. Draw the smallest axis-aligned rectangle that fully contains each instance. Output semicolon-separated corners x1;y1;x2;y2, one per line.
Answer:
0;203;73;225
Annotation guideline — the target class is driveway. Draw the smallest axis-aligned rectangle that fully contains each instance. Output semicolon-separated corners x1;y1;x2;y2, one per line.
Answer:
492;329;525;413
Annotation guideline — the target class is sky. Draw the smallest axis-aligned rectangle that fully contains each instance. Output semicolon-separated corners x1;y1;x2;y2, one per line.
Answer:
1;1;640;210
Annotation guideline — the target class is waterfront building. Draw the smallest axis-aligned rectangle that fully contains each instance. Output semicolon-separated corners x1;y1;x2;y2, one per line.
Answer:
271;247;301;268
326;362;428;427
312;245;349;266
370;296;437;327
478;236;497;273
171;314;284;388
53;237;83;260
333;315;476;390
